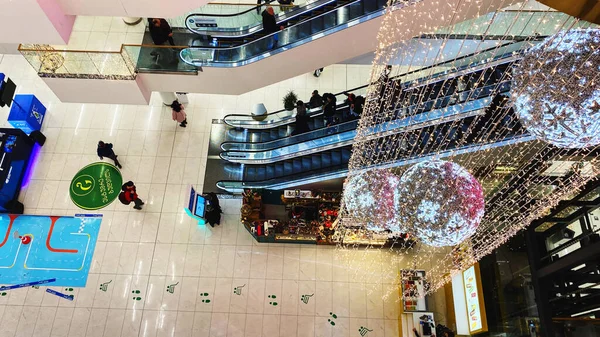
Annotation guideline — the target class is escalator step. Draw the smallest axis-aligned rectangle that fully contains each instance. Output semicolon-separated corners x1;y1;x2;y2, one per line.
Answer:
311;155;322;170
246;167;256;181
341;148;351;162
322;152;331;167
331;150;342;165
293;159;302;174
302;157;311;171
266;165;275;180
256;166;266;180
275;164;284;178
284;161;293;175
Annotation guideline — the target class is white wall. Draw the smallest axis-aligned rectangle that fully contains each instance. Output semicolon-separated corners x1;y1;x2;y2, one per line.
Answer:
42;76;151;104
0;0;74;44
55;0;211;17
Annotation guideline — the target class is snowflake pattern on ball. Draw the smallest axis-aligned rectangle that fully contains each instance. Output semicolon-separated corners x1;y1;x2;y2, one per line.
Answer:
512;28;600;148
342;169;402;232
397;160;485;247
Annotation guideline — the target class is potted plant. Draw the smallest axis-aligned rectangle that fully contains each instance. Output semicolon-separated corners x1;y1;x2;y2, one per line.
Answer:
283;90;298;111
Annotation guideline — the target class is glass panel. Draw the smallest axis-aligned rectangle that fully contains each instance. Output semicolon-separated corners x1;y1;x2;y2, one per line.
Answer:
123;45;198;74
181;0;384;66
19;46;136;79
222;119;359;151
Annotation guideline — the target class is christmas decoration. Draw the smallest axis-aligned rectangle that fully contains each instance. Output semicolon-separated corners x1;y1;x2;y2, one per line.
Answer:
342;169;402;232
396;160;485;247
512;28;600;148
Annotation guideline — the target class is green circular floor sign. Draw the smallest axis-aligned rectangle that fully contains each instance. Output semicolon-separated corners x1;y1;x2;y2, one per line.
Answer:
70;162;123;210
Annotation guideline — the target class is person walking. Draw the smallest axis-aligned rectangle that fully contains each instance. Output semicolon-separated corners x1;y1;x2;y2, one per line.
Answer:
170;100;188;127
291;101;310;136
262;6;284;48
97;141;122;169
119;181;144;210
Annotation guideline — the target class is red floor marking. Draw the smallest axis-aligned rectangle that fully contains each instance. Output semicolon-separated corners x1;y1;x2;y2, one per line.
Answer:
46;216;78;254
0;214;19;248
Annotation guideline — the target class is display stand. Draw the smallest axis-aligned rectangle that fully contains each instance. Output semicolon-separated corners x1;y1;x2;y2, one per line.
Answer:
240;189;340;245
8;94;46;134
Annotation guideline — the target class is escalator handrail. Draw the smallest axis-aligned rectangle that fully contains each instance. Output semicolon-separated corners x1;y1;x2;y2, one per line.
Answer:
183;0;366;51
220;90;509;164
220;79;510;153
180;0;389;67
185;0;340;35
221;43;527;129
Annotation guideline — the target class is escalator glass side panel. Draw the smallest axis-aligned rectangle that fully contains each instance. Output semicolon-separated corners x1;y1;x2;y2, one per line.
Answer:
180;0;385;67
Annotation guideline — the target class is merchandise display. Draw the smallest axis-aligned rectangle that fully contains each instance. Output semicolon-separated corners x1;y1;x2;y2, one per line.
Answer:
241;189;341;244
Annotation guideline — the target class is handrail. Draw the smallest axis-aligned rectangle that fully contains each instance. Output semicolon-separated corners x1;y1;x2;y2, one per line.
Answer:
221;40;530;128
186;2;295;18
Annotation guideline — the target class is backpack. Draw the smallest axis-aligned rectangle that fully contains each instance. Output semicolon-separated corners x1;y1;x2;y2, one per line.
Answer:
118;192;131;205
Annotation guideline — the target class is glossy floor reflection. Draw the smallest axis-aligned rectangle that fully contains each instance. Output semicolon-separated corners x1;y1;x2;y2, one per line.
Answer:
0;54;411;337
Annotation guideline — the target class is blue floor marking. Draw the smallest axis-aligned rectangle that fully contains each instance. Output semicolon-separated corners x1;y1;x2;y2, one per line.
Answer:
46;288;74;301
0;214;102;287
0;278;55;291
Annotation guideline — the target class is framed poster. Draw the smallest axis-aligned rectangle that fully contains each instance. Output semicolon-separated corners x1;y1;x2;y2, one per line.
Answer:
462;263;488;334
401;269;427;312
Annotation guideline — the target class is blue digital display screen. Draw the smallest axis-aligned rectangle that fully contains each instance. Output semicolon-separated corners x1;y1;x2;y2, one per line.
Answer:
194;195;206;218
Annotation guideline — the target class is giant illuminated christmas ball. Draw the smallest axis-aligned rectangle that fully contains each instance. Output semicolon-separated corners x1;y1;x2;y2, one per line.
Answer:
397;160;484;247
343;169;402;232
512;28;600;148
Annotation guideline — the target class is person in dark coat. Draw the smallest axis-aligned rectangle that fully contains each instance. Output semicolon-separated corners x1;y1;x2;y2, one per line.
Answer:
262;6;284;48
119;181;144;210
97;141;122;168
291;101;310;136
322;93;337;126
203;192;222;227
309;90;323;109
148;18;175;46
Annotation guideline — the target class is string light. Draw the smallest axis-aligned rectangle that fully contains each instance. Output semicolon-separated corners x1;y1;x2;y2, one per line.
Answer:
397;160;484;247
336;0;600;302
512;28;600;148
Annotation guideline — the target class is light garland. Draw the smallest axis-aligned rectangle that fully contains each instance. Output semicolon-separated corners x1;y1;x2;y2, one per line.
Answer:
512;28;600;148
397;160;485;247
336;0;600;303
342;169;403;232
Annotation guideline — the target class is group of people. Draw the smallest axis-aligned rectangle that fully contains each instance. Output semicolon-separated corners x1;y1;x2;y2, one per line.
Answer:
96;141;145;210
94;99;191;211
291;89;366;136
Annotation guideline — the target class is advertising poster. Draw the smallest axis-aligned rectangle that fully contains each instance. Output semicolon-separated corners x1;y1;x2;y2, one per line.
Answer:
462;263;488;334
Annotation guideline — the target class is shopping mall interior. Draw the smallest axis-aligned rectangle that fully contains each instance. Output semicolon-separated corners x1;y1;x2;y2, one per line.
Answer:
0;0;598;336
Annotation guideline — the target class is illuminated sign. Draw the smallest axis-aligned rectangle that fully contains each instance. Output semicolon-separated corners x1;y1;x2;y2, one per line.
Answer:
462;264;487;334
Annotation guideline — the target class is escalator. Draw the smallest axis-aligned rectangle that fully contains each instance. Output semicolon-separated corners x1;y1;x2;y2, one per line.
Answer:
216;97;532;192
186;0;363;46
180;0;387;67
219;41;528;155
215;44;537;192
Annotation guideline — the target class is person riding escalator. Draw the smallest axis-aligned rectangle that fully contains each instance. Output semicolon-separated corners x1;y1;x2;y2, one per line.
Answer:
262;6;285;49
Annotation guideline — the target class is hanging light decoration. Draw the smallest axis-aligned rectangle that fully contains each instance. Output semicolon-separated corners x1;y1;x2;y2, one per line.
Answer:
335;0;600;301
512;28;600;148
396;160;485;247
342;169;402;232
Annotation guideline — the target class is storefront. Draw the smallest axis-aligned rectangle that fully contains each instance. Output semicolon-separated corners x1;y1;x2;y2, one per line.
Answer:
240;188;414;246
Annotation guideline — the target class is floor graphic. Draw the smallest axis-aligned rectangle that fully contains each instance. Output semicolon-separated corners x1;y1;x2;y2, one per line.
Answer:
0;214;102;287
359;326;373;336
328;312;337;326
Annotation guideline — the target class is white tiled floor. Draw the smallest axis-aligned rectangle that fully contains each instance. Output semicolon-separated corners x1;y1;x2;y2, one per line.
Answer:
0;54;436;337
54;16;146;51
